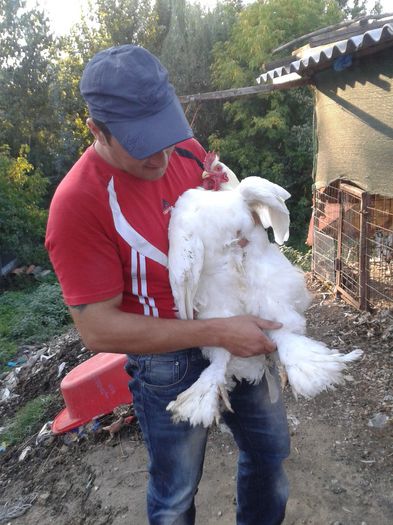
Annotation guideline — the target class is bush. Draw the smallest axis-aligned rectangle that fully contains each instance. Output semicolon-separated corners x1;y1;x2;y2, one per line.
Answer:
11;282;70;342
0;144;49;265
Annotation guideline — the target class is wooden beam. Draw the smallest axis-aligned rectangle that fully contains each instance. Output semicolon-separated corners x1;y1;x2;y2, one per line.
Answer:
178;77;311;104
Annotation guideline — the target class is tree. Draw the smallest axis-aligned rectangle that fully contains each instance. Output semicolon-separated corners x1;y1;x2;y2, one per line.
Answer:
49;0;160;184
0;145;48;264
210;0;348;247
157;0;241;145
55;0;241;153
336;0;382;18
0;0;57;178
64;0;157;61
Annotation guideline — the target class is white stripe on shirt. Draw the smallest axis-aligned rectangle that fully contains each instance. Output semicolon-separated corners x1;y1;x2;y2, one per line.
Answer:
107;177;168;268
109;179;163;317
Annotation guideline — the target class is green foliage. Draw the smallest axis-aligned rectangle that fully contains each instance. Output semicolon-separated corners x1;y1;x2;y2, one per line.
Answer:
71;0;157;54
0;282;71;368
50;0;161;180
209;0;349;248
0;0;384;259
156;0;241;145
1;282;70;343
0;145;49;264
0;0;58;178
281;246;312;272
0;395;53;446
11;283;71;342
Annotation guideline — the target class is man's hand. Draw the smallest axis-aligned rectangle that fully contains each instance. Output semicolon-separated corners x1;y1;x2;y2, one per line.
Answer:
212;315;282;358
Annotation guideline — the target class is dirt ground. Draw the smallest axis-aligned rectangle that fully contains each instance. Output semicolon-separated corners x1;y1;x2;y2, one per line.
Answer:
1;279;392;525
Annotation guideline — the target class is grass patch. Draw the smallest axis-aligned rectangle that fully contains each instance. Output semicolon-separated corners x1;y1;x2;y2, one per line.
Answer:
0;394;54;446
281;246;312;272
0;281;71;370
0;336;18;368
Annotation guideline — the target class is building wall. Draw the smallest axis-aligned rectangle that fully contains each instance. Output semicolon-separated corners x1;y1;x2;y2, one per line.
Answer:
314;47;393;197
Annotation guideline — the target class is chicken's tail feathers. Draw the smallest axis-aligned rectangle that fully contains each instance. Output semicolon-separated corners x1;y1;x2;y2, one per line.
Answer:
237;177;291;245
238;176;291;202
339;348;364;361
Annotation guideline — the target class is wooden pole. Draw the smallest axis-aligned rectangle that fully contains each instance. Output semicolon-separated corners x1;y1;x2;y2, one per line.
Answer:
178;78;311;104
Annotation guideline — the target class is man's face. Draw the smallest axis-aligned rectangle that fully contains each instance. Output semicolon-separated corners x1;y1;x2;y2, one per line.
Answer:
104;136;175;180
88;119;174;180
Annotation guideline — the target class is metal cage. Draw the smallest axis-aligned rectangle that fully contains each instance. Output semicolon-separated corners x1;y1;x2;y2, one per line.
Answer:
312;181;393;310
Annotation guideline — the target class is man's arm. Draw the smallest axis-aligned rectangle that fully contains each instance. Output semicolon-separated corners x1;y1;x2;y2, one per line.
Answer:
69;294;281;358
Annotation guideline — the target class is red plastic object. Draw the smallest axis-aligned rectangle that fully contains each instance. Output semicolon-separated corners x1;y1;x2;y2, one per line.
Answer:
52;353;132;434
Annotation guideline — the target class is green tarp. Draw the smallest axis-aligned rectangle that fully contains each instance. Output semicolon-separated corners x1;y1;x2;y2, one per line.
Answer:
314;47;393;197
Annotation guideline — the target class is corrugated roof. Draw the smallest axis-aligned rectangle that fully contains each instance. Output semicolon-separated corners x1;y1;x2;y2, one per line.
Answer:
257;23;393;84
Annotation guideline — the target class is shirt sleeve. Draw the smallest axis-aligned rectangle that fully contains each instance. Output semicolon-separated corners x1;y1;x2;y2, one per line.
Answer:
45;183;124;306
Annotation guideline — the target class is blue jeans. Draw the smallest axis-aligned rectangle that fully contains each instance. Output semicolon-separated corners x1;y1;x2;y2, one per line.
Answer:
126;348;290;525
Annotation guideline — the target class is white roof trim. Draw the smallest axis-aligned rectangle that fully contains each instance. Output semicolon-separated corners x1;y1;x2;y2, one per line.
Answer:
257;23;393;84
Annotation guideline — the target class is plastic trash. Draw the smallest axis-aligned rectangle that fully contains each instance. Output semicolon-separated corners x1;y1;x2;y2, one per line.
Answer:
6;357;27;368
333;55;353;72
367;412;389;429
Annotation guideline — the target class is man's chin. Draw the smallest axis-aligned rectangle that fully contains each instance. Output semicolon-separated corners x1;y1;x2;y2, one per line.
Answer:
144;167;167;180
128;166;166;180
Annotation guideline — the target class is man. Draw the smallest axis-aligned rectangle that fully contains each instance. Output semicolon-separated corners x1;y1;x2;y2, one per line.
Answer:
46;44;290;525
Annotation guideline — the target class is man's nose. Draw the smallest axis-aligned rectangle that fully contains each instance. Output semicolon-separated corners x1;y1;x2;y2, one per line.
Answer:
148;148;173;166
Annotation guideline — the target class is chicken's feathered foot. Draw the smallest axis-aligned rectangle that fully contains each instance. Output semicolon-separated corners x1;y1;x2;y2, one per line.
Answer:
167;362;233;428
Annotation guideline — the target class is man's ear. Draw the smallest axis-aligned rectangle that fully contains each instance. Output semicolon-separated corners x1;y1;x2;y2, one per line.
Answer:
86;118;108;145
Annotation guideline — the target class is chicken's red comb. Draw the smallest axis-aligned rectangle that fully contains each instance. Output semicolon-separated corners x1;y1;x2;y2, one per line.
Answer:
203;151;219;172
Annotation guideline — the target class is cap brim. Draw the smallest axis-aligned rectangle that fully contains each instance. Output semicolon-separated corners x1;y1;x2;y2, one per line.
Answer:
106;96;193;160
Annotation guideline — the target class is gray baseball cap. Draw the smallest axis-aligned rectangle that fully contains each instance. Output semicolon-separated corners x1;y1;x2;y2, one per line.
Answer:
80;45;193;159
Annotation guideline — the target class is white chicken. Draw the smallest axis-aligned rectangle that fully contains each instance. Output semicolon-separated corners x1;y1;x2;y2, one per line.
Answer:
167;154;363;428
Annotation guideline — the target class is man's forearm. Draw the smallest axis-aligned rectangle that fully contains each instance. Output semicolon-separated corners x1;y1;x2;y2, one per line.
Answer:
69;296;281;358
77;308;222;355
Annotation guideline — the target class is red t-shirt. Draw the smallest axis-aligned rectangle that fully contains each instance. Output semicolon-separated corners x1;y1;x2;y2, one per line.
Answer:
45;138;205;318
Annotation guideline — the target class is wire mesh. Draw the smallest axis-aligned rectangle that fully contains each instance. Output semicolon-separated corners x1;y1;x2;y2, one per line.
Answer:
313;183;393;311
366;194;393;309
339;189;362;303
313;185;339;284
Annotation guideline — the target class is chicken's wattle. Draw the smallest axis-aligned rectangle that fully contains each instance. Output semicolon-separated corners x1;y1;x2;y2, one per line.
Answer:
201;171;229;191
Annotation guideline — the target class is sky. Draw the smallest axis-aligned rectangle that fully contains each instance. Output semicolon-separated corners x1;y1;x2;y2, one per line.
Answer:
32;0;392;36
33;0;221;35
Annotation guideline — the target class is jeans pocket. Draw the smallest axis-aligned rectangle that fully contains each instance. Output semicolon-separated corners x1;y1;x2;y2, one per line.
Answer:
125;355;138;377
140;353;189;389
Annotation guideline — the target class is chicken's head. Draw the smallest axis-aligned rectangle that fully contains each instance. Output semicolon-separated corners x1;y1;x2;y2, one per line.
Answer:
201;152;229;191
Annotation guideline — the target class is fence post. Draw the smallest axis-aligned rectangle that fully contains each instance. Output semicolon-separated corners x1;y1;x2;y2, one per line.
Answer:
359;192;370;310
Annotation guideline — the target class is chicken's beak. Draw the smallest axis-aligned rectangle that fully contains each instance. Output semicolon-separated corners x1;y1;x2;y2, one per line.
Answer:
202;170;210;179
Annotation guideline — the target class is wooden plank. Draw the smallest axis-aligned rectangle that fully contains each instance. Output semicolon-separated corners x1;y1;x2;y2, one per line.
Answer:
335;187;344;300
337;287;361;309
340;182;365;199
178;77;310;104
264;55;299;71
359;191;371;310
